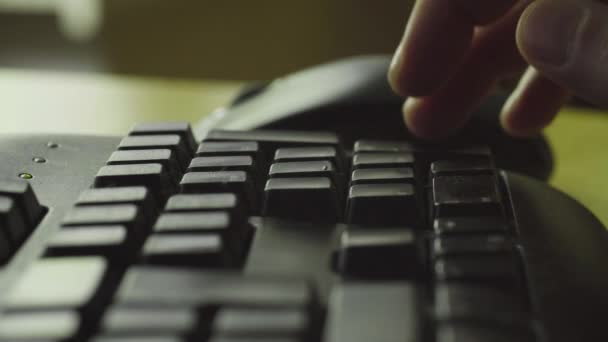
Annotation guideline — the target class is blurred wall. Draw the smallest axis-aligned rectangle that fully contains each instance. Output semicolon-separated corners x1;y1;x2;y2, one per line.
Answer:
101;0;414;79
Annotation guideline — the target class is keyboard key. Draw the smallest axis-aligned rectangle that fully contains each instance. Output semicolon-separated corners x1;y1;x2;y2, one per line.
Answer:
129;122;197;154
180;171;256;211
434;217;509;235
77;186;153;207
352;152;414;169
108;149;181;178
434;283;527;322
337;228;420;279
63;205;145;231
6;257;107;309
0;196;28;245
0;310;80;340
269;161;338;184
434;255;521;289
350;167;414;184
324;283;421;342
206;129;339;148
436;323;536;342
347;183;419;226
165;193;240;212
197;141;260;159
432;175;503;218
188;156;256;175
0;178;45;227
118;135;191;170
208;338;300;342
213;308;310;337
353;140;415;153
95;164;174;200
432;235;513;258
116;267;314;308
154;212;231;233
101;306;198;335
92;336;186;342
274;146;343;170
263;177;339;222
46;225;130;258
141;234;233;268
430;159;493;177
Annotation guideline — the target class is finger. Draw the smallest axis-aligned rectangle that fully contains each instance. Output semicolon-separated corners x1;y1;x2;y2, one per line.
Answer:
404;2;530;139
389;0;519;97
517;0;608;107
500;67;570;136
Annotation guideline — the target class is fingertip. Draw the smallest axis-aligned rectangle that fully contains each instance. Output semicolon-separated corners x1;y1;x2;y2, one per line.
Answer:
403;98;461;140
388;46;409;98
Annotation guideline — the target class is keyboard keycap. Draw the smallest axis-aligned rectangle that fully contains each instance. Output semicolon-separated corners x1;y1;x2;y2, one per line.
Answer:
269;161;337;182
436;323;536;342
347;183;419;226
95;164;174;200
353;140;415;153
324;283;421;342
180;171;256;211
0;178;45;227
63;205;145;230
0;196;27;245
46;225;129;258
165;193;240;212
77;187;154;207
108;149;181;178
350;167;414;184
129;122;197;154
352;152;414;169
274;146;343;170
337;228;420;279
188;156;256;175
434;217;509;235
92;336;186;342
6;257;107;309
434;255;521;289
432;175;503;218
434;283;527;322
101;306;198;335
141;234;233;268
263;177;339;222
432;234;513;259
206;129;339;148
116;267;314;308
197;141;260;158
213;308;310;337
118;135;191;170
430;159;493;177
0;310;80;340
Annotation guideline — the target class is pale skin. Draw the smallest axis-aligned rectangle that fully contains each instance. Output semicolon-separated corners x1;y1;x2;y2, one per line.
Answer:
388;0;608;139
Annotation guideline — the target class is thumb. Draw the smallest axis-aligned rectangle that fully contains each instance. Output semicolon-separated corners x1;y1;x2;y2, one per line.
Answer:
517;0;608;107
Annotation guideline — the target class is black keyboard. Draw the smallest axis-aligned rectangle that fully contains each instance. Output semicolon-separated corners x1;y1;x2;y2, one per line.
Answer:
0;122;603;342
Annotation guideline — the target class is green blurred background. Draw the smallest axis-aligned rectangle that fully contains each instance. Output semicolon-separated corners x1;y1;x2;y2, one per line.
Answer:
0;0;413;79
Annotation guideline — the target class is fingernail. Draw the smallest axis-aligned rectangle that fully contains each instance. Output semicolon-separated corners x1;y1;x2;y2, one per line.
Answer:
519;0;588;67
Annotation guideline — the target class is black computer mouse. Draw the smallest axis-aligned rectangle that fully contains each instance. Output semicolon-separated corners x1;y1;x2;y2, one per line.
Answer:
196;55;553;181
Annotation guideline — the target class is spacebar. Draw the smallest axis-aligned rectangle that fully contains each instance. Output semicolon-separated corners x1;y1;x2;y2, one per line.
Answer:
324;283;421;342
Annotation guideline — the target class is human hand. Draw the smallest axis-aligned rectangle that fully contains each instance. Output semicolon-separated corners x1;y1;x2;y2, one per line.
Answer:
388;0;608;139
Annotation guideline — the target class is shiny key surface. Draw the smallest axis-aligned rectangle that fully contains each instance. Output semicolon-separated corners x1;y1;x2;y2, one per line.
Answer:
432;175;502;218
347;183;418;226
129;122;197;154
6;257;107;309
118;135;191;170
263;177;339;222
